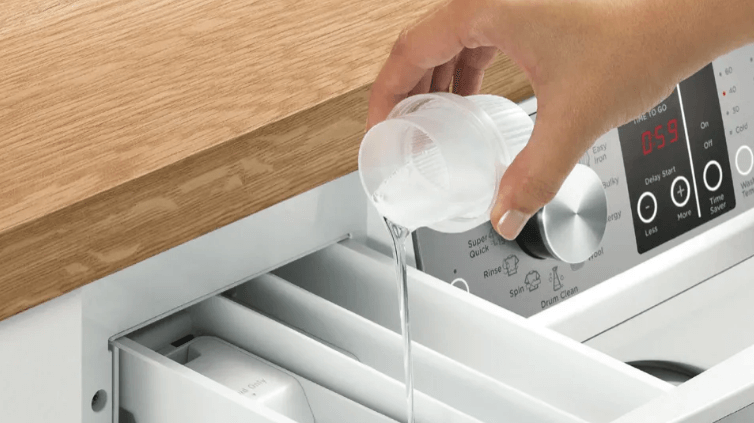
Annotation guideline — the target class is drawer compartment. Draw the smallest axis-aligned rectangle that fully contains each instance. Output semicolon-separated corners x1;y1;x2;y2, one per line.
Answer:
116;334;397;423
113;241;670;423
114;296;487;423
228;274;586;423
272;241;672;422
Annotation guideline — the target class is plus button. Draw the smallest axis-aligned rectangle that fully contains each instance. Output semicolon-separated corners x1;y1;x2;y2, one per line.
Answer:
671;176;691;208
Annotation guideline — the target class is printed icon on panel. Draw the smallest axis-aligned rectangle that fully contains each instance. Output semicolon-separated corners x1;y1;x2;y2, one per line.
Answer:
570;262;585;271
525;271;541;292
551;266;563;291
503;255;519;276
579;151;591;167
487;225;507;247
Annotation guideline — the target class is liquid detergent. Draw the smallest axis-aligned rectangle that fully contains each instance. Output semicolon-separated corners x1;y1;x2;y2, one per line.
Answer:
359;92;535;423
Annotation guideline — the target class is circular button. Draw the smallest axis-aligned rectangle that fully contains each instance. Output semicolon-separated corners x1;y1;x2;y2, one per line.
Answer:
637;192;658;224
736;146;753;176
703;160;723;192
450;278;470;292
670;176;691;207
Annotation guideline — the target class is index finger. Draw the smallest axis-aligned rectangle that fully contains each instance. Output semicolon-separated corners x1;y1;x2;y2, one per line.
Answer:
367;0;469;129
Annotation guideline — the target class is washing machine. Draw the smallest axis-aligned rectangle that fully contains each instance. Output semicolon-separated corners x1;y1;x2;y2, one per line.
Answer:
84;43;754;423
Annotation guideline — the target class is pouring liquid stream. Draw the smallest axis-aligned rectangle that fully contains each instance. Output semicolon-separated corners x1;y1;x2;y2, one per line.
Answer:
385;218;415;423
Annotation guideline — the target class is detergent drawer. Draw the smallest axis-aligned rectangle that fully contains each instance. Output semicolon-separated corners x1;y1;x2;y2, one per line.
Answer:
111;239;670;423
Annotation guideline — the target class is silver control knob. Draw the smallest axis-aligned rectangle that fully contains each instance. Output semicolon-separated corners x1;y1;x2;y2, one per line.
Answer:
516;164;608;264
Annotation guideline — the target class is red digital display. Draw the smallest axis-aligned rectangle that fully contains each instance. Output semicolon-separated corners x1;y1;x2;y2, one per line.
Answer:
642;119;679;155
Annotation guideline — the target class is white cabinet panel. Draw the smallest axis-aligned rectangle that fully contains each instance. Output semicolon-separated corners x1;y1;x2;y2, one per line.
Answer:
612;343;754;423
0;291;82;423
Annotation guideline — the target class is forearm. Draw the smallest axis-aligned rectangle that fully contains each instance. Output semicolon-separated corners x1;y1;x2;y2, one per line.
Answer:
637;0;754;83
701;0;754;53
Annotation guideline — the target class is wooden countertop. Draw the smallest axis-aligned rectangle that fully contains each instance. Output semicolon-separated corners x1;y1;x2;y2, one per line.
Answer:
0;0;533;321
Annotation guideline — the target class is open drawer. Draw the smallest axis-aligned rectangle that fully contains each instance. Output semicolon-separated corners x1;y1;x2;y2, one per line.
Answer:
112;239;677;423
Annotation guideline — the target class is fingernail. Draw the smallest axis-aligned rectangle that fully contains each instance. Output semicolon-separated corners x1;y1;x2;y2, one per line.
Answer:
496;210;530;240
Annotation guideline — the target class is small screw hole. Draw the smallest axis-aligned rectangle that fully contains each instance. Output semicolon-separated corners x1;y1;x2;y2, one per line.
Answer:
91;389;107;412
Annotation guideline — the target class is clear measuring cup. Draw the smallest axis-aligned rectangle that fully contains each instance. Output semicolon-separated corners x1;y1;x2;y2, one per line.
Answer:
359;93;534;233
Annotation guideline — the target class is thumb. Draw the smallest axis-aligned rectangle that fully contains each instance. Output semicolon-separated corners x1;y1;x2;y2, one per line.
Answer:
491;112;591;240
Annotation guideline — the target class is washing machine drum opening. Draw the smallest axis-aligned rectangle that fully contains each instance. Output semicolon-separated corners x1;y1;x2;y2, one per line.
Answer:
628;361;703;386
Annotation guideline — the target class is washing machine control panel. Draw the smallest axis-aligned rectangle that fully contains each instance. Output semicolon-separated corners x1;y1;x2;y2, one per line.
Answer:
413;44;754;318
619;64;736;253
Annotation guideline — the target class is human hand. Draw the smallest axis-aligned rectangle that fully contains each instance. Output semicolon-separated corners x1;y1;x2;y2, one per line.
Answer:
367;0;753;239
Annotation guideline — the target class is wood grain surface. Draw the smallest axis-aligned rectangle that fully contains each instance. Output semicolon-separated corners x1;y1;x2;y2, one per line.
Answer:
0;0;533;321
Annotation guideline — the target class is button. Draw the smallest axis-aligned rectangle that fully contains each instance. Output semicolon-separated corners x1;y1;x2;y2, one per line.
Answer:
450;278;470;292
736;145;753;176
637;192;657;224
671;176;691;207
703;160;723;191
